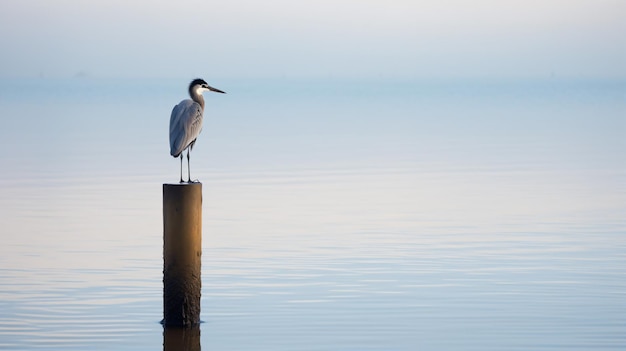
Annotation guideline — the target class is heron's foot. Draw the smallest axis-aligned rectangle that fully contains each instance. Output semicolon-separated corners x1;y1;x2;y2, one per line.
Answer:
190;179;200;183
179;178;185;183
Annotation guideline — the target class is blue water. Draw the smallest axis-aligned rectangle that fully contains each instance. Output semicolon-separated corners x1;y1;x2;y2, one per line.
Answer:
0;77;624;350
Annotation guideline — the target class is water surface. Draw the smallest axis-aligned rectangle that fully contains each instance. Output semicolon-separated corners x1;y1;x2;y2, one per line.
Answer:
0;77;624;350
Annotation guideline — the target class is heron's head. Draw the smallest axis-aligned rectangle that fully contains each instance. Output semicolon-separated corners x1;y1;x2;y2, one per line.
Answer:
189;78;226;97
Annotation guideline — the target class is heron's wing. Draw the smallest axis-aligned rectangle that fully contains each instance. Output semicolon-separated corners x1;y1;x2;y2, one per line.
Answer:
169;100;203;157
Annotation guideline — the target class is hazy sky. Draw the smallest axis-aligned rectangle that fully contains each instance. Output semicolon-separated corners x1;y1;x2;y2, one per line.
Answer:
0;0;624;79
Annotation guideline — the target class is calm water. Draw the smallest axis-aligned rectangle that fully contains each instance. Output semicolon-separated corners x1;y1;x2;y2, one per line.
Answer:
0;77;624;350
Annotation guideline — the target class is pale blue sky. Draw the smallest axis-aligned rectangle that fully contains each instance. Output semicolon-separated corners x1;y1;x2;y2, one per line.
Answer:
0;0;624;79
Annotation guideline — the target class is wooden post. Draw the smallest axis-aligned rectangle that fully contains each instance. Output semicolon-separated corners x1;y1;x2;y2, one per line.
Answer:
163;182;202;327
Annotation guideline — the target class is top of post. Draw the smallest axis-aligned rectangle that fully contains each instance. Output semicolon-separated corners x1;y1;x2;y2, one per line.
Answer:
163;182;203;186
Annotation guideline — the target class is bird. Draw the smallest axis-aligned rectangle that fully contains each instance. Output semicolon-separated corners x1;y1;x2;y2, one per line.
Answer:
169;78;225;183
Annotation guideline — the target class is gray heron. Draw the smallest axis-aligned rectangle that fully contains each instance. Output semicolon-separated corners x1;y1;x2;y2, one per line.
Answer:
169;78;225;183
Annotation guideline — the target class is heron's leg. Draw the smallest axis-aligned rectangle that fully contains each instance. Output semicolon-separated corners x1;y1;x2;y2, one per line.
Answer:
179;154;184;183
187;149;191;183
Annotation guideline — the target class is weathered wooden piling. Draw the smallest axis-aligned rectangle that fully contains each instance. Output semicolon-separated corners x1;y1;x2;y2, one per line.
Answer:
163;182;202;327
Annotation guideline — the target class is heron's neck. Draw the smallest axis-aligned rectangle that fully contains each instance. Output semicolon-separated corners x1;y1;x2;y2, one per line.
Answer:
190;92;205;110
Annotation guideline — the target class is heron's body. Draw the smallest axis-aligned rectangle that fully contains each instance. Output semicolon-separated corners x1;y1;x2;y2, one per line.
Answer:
169;78;225;183
169;99;203;158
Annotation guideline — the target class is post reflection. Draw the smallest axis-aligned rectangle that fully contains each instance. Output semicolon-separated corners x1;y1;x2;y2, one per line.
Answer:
163;326;200;351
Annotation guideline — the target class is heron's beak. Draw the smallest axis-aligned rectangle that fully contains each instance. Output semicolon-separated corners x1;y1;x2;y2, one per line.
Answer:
208;85;226;94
